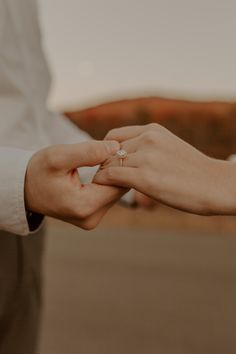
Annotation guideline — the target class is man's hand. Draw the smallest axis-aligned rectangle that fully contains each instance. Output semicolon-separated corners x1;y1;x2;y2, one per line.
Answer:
25;140;128;230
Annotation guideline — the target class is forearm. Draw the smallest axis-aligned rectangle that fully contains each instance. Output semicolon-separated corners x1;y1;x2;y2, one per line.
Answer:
97;123;236;217
207;158;236;215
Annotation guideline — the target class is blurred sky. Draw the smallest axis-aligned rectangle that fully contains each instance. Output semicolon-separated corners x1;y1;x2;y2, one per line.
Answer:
39;0;236;110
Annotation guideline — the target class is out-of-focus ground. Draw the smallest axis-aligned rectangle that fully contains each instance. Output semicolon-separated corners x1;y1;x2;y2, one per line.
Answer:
39;206;236;354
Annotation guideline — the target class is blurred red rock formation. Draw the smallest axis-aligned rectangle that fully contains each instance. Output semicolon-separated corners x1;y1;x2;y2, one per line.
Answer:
65;97;236;160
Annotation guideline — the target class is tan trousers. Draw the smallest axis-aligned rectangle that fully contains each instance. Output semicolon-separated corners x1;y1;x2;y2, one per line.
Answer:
0;229;45;354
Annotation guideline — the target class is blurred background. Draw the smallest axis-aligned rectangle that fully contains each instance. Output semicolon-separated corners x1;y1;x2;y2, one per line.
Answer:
38;1;236;353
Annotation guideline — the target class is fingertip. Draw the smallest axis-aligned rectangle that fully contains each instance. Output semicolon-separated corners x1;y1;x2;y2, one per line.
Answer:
104;128;119;141
93;166;117;186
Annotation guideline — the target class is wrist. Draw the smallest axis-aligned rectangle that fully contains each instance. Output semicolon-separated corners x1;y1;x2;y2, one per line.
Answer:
204;158;236;215
24;151;42;214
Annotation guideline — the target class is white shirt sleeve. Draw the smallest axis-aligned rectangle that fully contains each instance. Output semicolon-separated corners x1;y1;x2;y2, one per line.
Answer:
47;112;98;183
47;112;92;146
0;148;40;236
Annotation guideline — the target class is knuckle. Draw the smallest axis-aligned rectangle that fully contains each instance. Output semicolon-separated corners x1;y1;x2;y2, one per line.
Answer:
142;169;156;192
147;123;165;135
44;146;63;169
105;129;117;140
81;219;98;231
89;143;106;161
147;123;159;131
74;205;93;219
141;131;157;145
106;167;116;182
44;148;56;166
84;143;94;158
94;148;106;162
145;152;155;165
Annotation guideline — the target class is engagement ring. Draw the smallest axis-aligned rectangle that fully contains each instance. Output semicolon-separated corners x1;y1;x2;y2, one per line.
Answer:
116;149;128;166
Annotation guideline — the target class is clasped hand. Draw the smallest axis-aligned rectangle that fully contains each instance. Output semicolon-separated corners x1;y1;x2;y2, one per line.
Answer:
25;140;128;230
26;123;236;231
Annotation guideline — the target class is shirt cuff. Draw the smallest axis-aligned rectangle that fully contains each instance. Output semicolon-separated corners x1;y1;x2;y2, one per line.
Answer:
0;148;44;236
120;189;136;207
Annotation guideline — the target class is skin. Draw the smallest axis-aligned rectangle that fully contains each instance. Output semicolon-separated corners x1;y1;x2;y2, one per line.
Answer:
95;124;236;216
67;97;236;207
25;140;128;230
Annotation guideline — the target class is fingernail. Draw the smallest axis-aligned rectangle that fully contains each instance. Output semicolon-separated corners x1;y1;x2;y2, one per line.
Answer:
105;140;120;154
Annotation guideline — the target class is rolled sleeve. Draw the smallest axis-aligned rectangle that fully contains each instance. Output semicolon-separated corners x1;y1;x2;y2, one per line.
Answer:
0;148;42;236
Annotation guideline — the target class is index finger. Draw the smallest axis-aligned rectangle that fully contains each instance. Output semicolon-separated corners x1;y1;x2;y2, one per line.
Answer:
105;125;146;142
47;140;120;171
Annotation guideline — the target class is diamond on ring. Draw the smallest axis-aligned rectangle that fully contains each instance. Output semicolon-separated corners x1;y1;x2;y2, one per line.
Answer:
116;149;128;159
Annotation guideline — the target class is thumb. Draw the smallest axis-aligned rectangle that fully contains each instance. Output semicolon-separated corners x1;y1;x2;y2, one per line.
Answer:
49;140;120;170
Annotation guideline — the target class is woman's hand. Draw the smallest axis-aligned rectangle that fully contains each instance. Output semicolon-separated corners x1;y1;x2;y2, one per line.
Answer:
25;140;128;230
95;124;236;216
